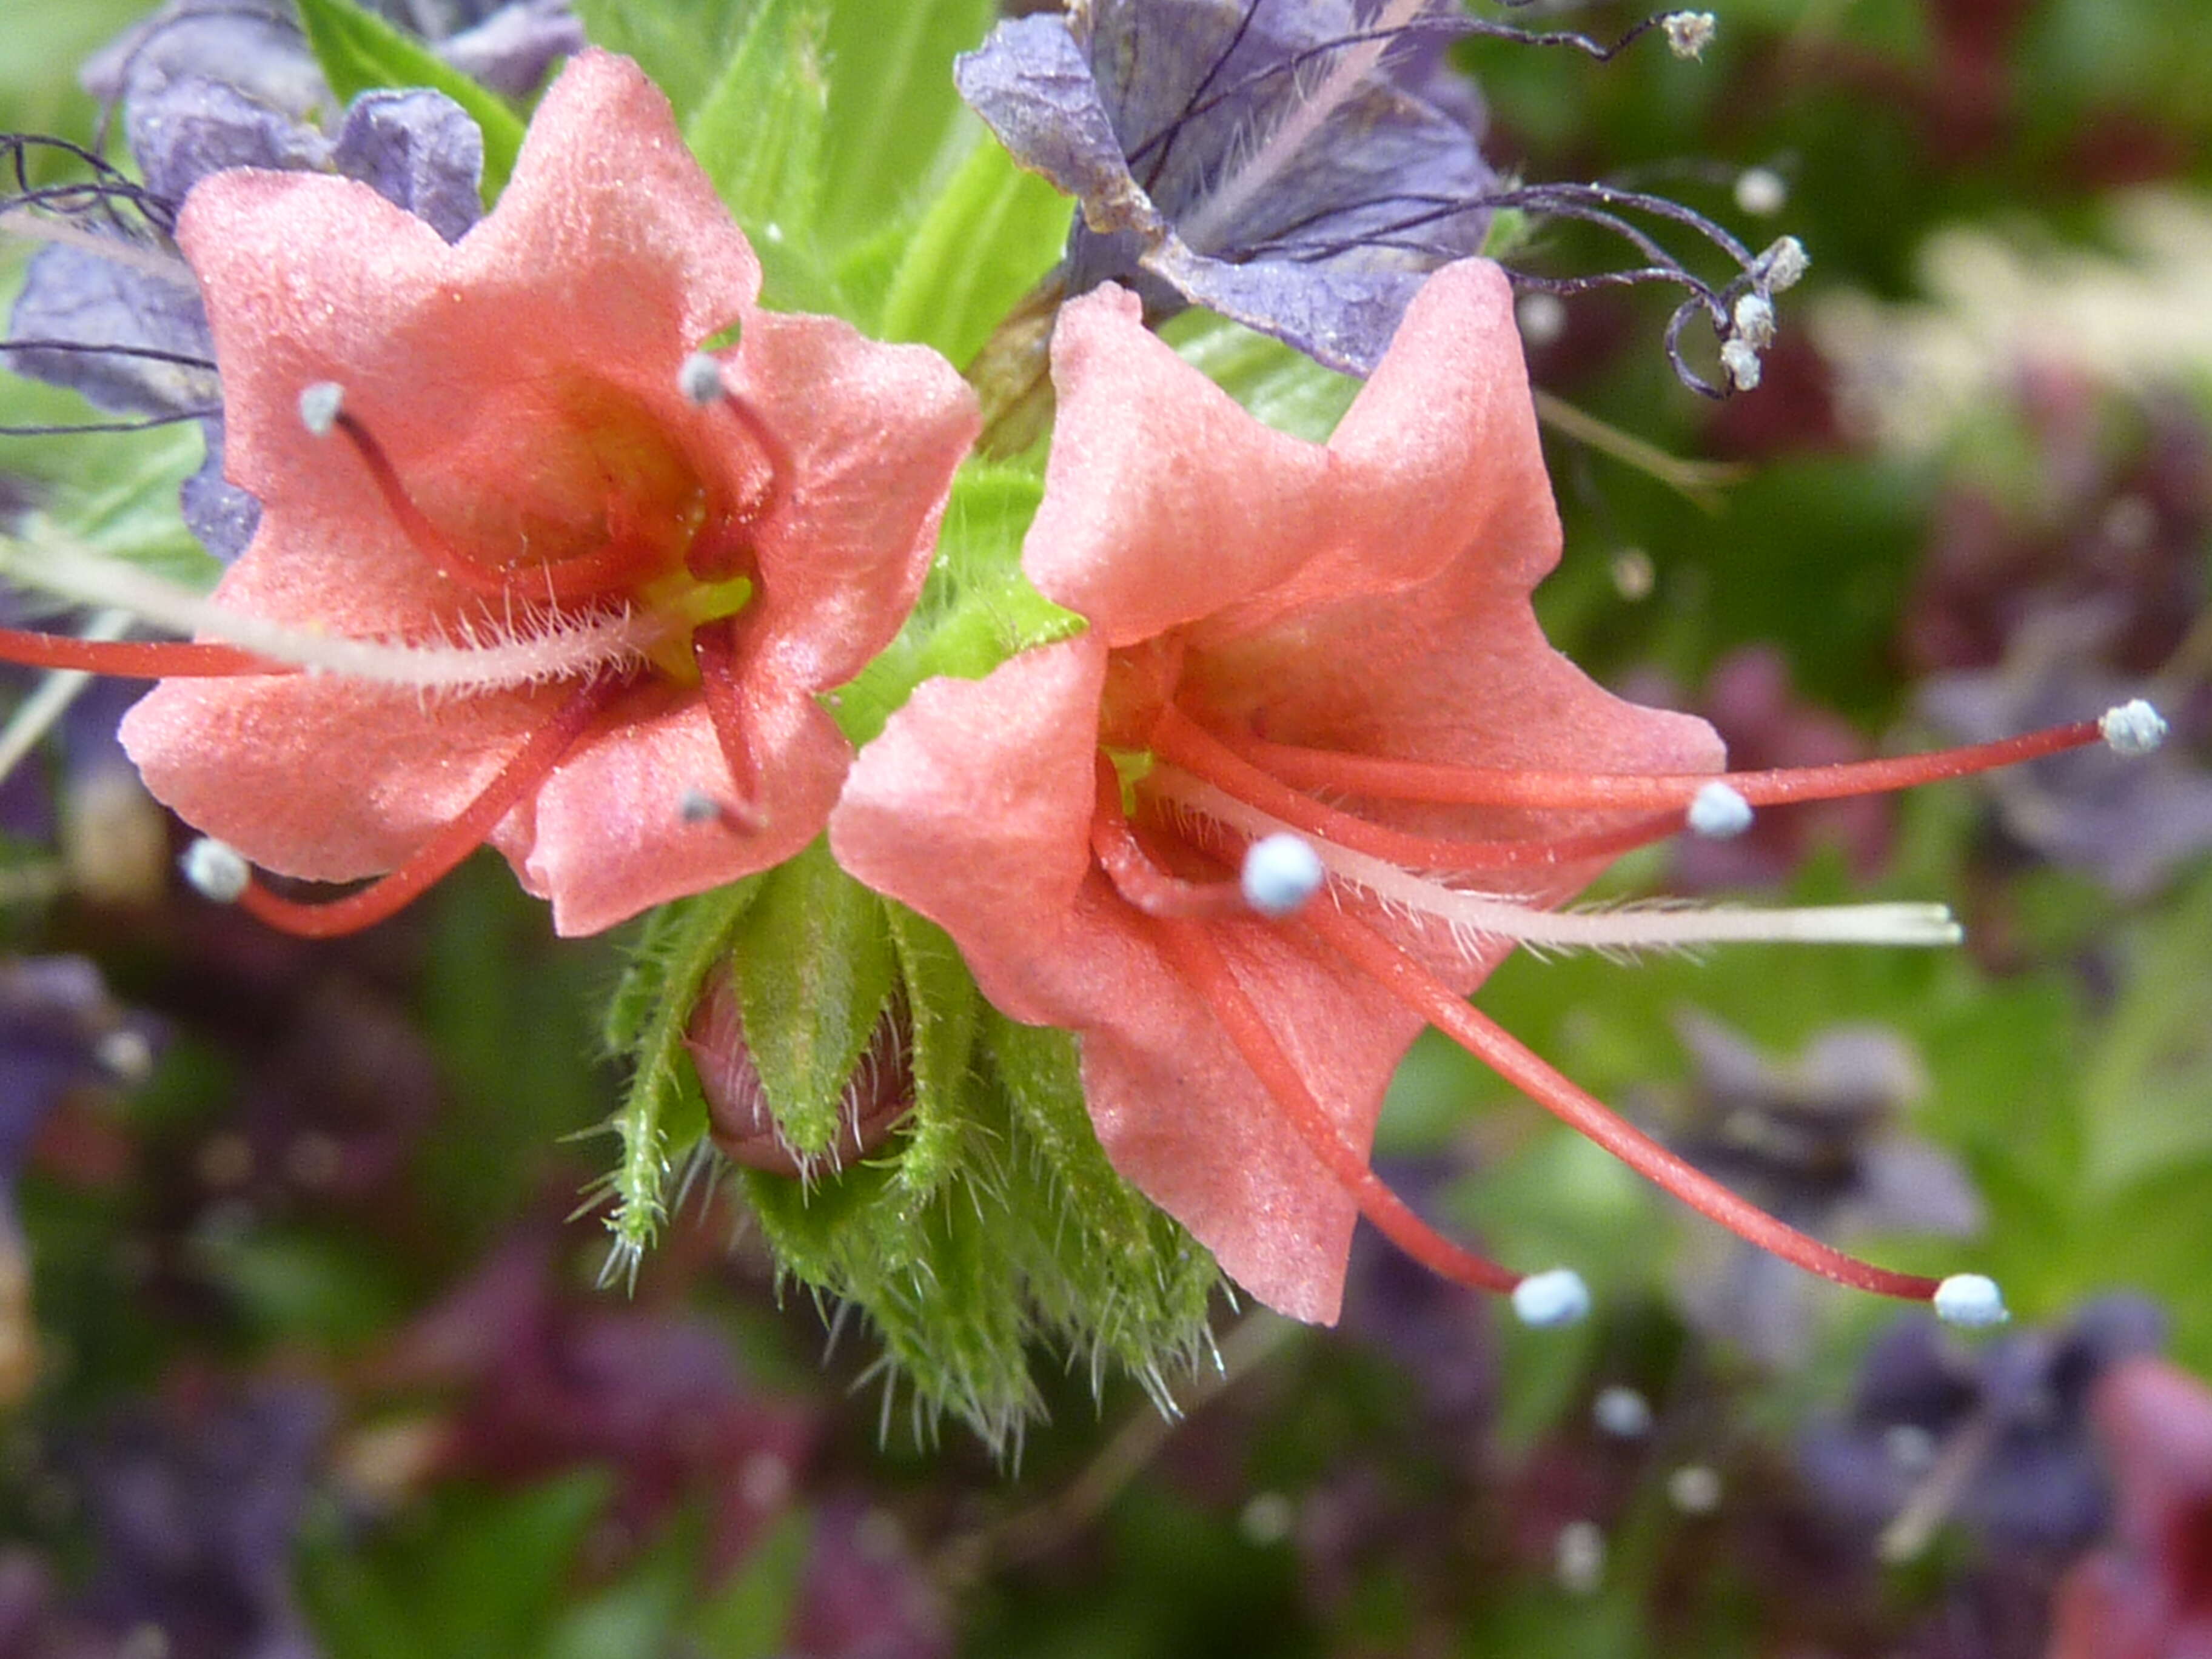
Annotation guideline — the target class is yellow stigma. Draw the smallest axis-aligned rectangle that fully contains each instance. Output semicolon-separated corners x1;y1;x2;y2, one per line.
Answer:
640;572;753;683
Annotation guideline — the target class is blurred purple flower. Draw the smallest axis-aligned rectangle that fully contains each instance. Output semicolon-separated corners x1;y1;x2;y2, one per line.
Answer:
1799;1296;2167;1558
1919;608;2212;897
1338;1157;1494;1431
377;1231;817;1575
1;955;159;1216
785;1498;953;1659
1;954;161;1405
956;0;1497;374
47;1379;332;1659
220;979;440;1209
1904;392;2211;680
1660;1010;1981;1368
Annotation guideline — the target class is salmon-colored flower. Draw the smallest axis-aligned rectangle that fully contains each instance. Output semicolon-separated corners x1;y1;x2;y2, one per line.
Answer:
15;50;977;936
831;261;2134;1324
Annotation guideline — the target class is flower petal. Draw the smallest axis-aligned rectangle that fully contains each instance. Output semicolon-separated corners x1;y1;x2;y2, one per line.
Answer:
831;638;1451;1321
725;309;980;697
1024;285;1336;646
521;680;850;937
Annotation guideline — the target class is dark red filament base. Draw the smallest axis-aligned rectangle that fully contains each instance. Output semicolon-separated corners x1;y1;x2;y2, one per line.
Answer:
692;616;767;832
329;411;657;606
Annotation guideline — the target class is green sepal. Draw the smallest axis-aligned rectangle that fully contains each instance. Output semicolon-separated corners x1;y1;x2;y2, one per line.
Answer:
882;904;982;1203
729;838;899;1158
597;877;763;1275
877;132;1073;369
737;909;1221;1449
295;0;526;199
982;1013;1224;1401
682;0;839;313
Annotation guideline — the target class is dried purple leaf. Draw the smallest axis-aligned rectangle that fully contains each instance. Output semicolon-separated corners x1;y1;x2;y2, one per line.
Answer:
959;0;1788;390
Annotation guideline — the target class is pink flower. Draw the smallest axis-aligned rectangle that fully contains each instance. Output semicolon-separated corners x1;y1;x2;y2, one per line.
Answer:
99;50;977;936
830;263;1708;1321
831;261;2126;1325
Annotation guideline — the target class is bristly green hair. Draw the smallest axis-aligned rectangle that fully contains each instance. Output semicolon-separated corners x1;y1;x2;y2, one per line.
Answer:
600;850;1221;1454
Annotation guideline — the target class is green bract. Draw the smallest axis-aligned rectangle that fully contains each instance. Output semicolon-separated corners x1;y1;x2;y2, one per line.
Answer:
603;850;1220;1450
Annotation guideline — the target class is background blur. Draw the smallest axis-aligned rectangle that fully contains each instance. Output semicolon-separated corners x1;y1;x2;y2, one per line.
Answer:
4;1;2211;1654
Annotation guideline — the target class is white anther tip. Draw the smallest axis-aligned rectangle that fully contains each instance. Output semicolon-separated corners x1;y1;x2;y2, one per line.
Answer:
180;837;250;904
677;787;721;825
298;381;344;437
1663;11;1717;58
1734;167;1788;217
1513;1268;1592;1328
1757;236;1811;292
1719;337;1764;392
1687;780;1755;838
1732;292;1777;350
1241;833;1326;917
1592;1386;1653;1438
1667;1465;1723;1515
2100;699;2168;757
1932;1273;2009;1328
677;352;727;406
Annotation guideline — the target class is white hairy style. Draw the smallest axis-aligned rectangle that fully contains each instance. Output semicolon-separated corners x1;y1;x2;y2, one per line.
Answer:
1151;769;1966;953
0;535;662;692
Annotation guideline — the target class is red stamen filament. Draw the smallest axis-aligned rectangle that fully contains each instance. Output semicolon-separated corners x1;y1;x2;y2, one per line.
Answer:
1151;912;1520;1296
685;389;791;583
692;616;766;831
330;411;657;606
1298;898;1943;1303
0;628;287;678
1151;708;1677;872
235;675;618;938
1219;717;2107;811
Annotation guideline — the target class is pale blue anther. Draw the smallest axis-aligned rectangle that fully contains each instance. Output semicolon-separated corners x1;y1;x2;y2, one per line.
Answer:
2099;699;2167;757
181;837;249;904
1932;1273;2009;1328
1512;1267;1592;1328
298;381;344;437
1241;833;1326;917
1687;780;1754;839
677;352;726;406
